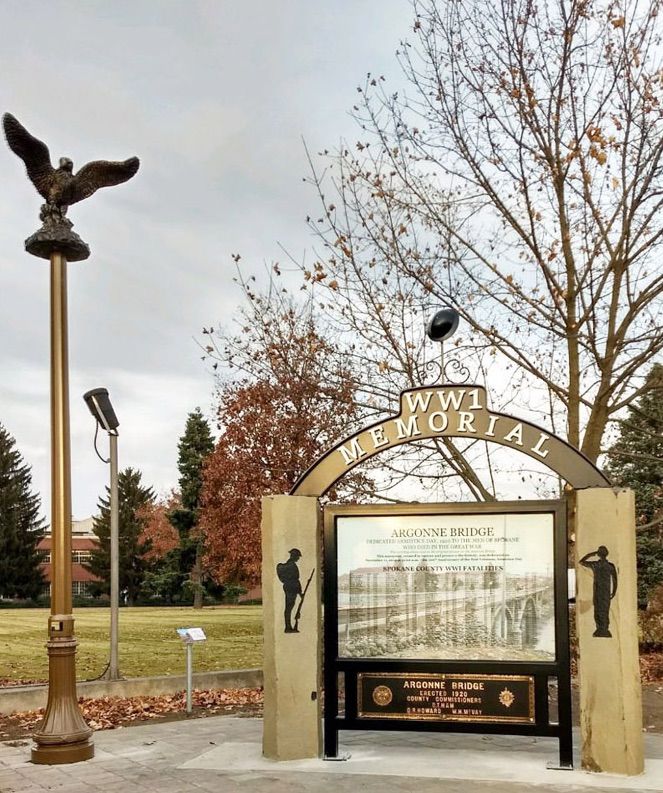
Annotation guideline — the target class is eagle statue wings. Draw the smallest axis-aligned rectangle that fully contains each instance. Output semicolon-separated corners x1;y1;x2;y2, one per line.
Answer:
2;113;139;216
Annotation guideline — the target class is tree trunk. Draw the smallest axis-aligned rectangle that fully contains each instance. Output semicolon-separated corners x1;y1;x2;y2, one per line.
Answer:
192;547;203;610
581;400;610;464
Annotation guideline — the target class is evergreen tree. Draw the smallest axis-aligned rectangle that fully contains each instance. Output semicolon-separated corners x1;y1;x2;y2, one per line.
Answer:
606;364;663;606
0;424;45;600
168;409;214;609
85;467;155;605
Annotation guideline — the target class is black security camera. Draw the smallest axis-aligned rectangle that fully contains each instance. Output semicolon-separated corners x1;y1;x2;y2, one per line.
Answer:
426;308;459;343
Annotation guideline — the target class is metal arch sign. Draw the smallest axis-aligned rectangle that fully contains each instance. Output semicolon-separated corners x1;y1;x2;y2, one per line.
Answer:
291;385;610;496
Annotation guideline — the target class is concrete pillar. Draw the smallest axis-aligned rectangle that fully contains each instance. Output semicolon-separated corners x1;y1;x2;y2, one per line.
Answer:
573;488;643;775
261;495;321;760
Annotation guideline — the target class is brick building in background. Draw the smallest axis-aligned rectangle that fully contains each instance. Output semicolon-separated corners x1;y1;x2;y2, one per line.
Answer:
38;517;100;598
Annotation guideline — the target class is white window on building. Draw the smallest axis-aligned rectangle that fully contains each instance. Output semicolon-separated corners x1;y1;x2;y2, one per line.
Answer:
72;581;92;597
72;551;92;564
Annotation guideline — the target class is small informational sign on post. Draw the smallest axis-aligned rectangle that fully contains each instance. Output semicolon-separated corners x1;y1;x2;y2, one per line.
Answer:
177;627;207;644
176;627;207;713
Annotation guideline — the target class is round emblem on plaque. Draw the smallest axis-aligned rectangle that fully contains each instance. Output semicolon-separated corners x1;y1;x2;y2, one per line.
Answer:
372;685;393;707
499;687;515;709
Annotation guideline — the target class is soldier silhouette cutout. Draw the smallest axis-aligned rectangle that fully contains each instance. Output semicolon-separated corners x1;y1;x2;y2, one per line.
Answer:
277;548;303;633
579;546;618;637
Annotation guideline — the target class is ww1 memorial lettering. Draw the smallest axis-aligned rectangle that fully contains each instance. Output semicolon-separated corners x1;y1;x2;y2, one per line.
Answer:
261;372;644;776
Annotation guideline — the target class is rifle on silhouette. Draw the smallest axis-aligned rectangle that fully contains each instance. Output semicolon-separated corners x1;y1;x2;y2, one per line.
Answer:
294;568;315;632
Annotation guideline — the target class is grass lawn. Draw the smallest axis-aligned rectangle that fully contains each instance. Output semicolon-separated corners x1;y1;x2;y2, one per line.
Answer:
1;606;263;683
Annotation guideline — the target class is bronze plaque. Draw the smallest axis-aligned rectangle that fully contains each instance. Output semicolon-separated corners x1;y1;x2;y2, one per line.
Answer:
358;672;535;724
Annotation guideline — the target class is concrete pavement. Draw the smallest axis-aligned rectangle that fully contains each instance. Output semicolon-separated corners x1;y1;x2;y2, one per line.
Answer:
1;716;662;793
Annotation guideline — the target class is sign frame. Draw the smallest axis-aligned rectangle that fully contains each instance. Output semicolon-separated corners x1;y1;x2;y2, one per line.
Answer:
323;500;572;768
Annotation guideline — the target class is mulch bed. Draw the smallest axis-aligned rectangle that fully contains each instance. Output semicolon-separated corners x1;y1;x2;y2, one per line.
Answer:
0;688;263;742
640;652;663;682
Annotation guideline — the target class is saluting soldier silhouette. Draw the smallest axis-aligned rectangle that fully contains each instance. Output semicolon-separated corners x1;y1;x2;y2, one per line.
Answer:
277;549;303;633
579;546;618;637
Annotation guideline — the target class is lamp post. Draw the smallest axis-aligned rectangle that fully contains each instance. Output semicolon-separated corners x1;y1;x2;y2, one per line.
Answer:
426;308;460;381
2;111;139;765
83;388;120;680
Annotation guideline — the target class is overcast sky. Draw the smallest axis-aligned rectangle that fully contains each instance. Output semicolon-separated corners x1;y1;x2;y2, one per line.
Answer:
0;0;410;520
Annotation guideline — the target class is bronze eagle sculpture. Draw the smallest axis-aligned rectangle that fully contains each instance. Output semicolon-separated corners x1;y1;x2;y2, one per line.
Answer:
2;113;139;219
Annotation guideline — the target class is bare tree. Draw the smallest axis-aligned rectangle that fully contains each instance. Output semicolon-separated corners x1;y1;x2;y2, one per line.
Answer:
300;0;663;463
204;0;662;505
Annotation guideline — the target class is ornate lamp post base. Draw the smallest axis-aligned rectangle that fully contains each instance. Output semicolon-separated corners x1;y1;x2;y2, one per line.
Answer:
31;616;93;764
32;743;94;765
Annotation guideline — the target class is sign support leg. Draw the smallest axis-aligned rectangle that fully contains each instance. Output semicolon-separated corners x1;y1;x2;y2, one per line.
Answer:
186;643;193;714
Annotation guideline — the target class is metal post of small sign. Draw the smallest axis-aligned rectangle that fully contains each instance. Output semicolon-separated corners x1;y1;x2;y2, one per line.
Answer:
186;644;193;713
176;628;206;714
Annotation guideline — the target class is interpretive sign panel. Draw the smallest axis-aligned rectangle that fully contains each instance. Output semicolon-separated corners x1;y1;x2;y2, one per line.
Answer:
336;512;555;662
358;672;534;724
323;501;572;768
176;627;207;643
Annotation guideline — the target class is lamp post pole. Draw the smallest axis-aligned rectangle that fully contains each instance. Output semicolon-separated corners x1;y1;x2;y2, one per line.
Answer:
82;388;121;681
32;243;94;764
109;432;119;680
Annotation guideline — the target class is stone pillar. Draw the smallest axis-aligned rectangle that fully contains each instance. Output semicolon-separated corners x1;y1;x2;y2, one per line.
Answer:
261;495;321;760
573;488;643;775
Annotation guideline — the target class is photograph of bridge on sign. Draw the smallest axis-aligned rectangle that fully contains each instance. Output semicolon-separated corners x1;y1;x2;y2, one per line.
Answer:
337;513;555;663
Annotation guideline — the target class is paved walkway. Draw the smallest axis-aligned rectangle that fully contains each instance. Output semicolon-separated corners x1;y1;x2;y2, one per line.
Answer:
1;717;663;793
